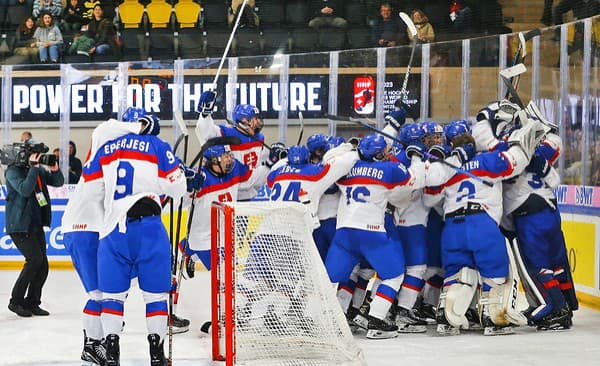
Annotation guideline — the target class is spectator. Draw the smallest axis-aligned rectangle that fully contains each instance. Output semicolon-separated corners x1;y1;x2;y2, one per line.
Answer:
542;0;554;25
61;0;86;33
553;0;600;25
449;0;475;33
68;31;94;56
68;140;82;184
4;139;64;317
228;0;259;29
32;0;62;19
308;0;348;30
84;4;119;57
12;17;38;64
410;9;435;43
52;148;59;160
20;131;32;142
371;2;405;47
33;12;63;63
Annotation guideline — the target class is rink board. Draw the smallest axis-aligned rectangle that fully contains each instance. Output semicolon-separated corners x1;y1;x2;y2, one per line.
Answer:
1;184;600;309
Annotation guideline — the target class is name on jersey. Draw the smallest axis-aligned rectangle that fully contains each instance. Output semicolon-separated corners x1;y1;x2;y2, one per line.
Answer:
347;166;384;179
279;165;301;174
103;137;151;155
462;160;480;171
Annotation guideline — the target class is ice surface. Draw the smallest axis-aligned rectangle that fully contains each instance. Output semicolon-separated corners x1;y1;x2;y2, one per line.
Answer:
1;270;599;366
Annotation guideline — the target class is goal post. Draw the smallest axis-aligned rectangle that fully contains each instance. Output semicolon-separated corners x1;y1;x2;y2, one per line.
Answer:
211;201;366;366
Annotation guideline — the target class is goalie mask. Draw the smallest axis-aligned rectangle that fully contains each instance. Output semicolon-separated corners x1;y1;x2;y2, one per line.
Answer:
479;100;522;139
204;145;235;176
233;104;263;134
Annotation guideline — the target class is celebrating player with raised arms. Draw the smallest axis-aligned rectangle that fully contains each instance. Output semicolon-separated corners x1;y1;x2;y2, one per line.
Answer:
84;115;187;365
427;115;549;336
62;109;159;365
195;90;271;200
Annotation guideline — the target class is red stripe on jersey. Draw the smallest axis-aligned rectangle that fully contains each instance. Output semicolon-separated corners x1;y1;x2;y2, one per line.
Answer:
268;165;332;187
559;282;573;290
230;140;264;151
83;308;101;316
196;170;252;198
99;150;159;166
338;175;410;189
83;170;103;182
102;308;124;316
146;310;169;317
158;165;180;178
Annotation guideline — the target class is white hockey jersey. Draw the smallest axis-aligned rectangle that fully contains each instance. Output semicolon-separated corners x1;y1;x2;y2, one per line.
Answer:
62;119;143;234
85;133;187;238
195;114;268;200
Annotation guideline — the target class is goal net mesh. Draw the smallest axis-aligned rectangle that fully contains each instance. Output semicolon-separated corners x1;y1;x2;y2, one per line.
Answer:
212;201;365;366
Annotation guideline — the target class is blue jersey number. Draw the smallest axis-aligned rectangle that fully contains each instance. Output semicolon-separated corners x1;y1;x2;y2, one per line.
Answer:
345;186;370;204
270;182;301;201
114;161;134;200
456;181;476;202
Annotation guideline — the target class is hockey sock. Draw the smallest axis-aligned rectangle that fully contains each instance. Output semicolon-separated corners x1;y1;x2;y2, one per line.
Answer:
337;265;359;312
553;266;578;311
397;265;426;310
530;269;565;322
423;272;444;306
101;297;125;337
143;291;169;342
369;274;404;320
351;276;370;310
83;298;103;340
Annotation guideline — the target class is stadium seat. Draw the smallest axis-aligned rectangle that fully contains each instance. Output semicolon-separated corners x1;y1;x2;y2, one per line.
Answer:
176;30;205;59
205;27;232;57
120;29;148;61
234;28;261;56
261;27;290;54
6;5;31;31
118;0;146;29
344;1;367;26
174;0;201;29
255;0;284;27
346;28;372;50
344;1;371;50
149;31;176;60
146;0;174;29
285;0;309;27
202;0;229;28
290;27;318;53
318;28;346;51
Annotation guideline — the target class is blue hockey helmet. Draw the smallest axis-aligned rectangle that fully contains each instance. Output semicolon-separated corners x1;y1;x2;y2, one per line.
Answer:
327;136;346;149
421;121;445;147
233;104;263;133
121;107;147;122
287;145;310;166
399;123;425;145
444;120;471;142
138;115;160;136
306;133;330;153
203;145;234;175
358;134;389;161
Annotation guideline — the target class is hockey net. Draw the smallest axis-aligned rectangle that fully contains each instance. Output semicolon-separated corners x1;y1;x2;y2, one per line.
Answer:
211;201;365;366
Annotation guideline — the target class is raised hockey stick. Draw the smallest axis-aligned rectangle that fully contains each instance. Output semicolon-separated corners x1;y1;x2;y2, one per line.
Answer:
327;114;494;187
297;111;305;145
500;64;527;109
226;118;272;151
188;135;243;168
398;12;418;104
504;29;541;99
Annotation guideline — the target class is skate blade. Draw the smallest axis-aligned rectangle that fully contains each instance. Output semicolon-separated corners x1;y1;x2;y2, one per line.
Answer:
484;326;515;336
353;314;369;330
465;322;483;331
172;326;190;334
366;329;399;339
436;324;460;336
536;324;572;331
397;324;427;333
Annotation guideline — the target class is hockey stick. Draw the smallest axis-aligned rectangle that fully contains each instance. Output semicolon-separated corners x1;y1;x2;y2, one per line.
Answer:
500;65;527;109
297;111;305;145
327;114;494;187
188;135;244;168
225;118;272;151
398;12;418;105
504;29;541;99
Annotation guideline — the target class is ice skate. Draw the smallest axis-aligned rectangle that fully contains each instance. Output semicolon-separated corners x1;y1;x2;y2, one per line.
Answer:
366;315;398;339
148;333;167;366
395;307;427;333
536;305;572;331
171;313;190;334
81;332;106;366
104;334;120;366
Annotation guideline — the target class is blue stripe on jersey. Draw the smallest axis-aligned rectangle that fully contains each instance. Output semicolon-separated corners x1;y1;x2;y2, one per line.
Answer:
338;160;411;187
196;161;251;198
537;143;559;165
267;164;330;187
218;125;265;150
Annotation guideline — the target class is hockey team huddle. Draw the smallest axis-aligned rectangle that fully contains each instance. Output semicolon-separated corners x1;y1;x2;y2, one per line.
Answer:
61;87;578;365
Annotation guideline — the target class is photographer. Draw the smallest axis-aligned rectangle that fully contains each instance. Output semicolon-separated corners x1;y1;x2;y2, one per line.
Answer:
4;139;64;317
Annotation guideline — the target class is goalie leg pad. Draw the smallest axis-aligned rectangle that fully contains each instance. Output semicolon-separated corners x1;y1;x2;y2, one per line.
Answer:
444;267;479;329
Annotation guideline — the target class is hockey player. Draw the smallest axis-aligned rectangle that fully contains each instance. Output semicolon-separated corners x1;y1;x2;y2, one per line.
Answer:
428;115;548;336
85;116;187;365
325;134;428;339
474;101;577;330
195;90;269;201
62;114;153;365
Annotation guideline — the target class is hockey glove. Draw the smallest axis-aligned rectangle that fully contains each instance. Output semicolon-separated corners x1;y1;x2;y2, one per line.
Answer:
428;144;451;160
492;140;509;152
197;90;217;117
348;137;361;147
384;108;407;131
188;171;206;192
451;143;476;165
139;115;160;136
405;141;426;160
266;142;287;168
526;154;551;177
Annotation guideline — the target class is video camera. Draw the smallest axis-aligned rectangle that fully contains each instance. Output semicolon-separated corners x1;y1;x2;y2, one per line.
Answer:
0;141;57;167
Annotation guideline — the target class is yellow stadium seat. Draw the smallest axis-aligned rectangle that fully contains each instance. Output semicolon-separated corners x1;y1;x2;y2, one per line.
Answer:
174;0;201;29
147;0;174;29
118;0;145;29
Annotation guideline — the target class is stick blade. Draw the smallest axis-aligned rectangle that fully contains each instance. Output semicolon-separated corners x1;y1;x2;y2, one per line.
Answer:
399;12;417;37
500;63;527;79
173;110;189;136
